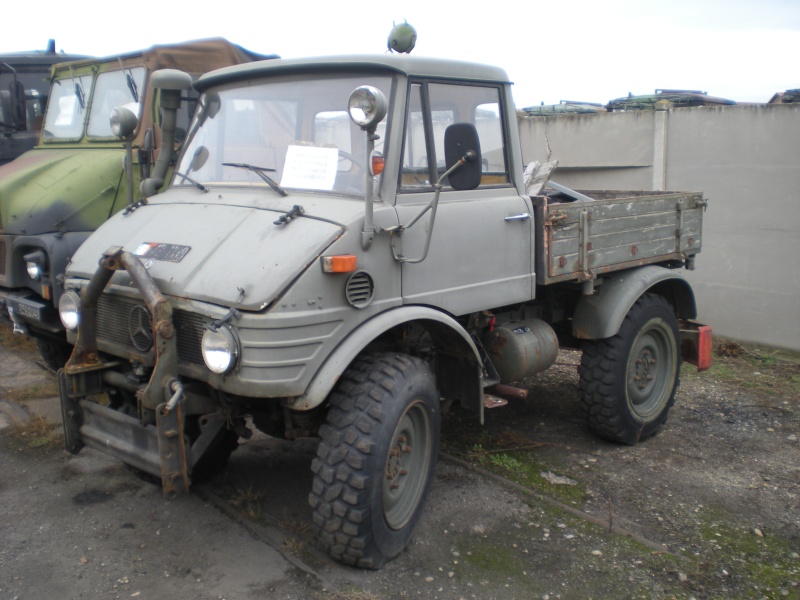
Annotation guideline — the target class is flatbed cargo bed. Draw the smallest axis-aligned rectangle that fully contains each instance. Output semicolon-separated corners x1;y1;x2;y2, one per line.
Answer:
533;190;706;285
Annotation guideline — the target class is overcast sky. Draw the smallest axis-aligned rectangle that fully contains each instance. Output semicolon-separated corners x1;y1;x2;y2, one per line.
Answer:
3;0;798;108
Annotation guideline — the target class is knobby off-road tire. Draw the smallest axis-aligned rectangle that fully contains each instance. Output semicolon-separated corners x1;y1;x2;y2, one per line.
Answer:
578;293;681;444
309;353;440;569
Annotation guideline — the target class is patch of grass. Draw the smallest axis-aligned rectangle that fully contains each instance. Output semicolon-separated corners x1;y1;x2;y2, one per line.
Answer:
229;482;264;521
684;338;800;401
3;380;60;402
9;415;63;450
466;442;586;506
278;510;311;535
690;508;800;598
0;322;39;353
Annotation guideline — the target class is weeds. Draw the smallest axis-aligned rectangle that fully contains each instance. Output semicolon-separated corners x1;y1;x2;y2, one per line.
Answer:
9;415;62;450
229;483;264;521
3;380;60;403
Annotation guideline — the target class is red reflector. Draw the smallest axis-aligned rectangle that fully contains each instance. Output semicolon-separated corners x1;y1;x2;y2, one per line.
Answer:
321;255;358;273
681;322;713;371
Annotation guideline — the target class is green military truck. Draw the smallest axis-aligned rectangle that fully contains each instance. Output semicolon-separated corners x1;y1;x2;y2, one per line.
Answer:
57;55;712;568
0;40;88;166
0;38;276;367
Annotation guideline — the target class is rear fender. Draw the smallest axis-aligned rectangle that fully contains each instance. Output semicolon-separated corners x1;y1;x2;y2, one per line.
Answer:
573;265;697;340
289;306;483;418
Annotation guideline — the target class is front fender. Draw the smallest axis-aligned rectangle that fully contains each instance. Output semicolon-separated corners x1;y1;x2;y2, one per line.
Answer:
573;266;697;340
289;306;483;415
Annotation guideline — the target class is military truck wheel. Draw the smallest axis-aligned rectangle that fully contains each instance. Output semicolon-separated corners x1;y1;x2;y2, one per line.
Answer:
578;293;681;444
310;353;440;569
36;338;73;372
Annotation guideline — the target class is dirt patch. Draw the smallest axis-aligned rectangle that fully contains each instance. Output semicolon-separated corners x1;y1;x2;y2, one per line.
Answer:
2;323;799;599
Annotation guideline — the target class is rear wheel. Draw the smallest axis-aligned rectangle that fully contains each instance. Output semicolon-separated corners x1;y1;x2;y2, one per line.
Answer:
579;293;681;444
309;353;440;569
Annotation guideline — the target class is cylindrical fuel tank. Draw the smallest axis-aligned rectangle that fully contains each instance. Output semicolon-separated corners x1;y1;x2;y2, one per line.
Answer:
483;318;559;383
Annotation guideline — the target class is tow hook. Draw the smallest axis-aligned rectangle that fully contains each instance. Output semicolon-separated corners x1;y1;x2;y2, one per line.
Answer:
164;379;185;413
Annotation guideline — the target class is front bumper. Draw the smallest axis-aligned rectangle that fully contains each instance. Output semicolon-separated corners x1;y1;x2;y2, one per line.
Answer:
0;288;63;336
59;246;207;494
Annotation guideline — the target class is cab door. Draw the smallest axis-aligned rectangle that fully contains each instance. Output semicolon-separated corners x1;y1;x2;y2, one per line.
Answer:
396;81;533;316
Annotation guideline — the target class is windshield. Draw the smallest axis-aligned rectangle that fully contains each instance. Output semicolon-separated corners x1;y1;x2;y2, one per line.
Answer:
42;67;146;140
176;74;391;197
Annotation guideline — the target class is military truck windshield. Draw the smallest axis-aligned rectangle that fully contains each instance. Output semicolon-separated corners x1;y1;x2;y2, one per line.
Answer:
42;67;146;140
176;74;391;197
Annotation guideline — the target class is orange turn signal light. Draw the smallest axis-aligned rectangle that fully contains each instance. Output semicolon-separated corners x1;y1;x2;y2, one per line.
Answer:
370;151;384;176
321;255;358;273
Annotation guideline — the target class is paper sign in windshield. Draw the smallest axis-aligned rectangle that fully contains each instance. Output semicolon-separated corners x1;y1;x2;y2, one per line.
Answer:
280;145;338;191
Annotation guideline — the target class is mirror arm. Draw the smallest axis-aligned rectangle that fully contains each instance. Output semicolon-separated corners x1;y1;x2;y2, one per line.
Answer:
388;151;474;264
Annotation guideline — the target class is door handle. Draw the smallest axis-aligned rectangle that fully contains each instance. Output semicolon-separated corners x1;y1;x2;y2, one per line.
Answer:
504;213;531;222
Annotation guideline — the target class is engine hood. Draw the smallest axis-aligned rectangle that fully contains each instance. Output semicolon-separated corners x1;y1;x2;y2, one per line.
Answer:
0;148;124;235
67;200;345;312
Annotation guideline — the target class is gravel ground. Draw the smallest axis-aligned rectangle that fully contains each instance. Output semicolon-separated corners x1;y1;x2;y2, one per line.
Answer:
1;324;798;599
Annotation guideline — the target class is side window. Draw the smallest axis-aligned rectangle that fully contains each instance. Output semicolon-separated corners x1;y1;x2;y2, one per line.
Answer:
400;82;508;191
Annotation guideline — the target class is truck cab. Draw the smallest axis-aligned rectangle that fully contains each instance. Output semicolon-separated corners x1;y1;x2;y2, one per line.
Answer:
0;38;276;367
57;54;710;569
0;40;89;166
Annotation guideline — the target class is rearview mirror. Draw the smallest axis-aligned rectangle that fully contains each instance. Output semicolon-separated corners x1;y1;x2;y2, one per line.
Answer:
444;123;482;190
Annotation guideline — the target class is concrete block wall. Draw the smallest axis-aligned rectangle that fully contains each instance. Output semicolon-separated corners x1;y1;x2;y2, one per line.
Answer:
518;104;800;351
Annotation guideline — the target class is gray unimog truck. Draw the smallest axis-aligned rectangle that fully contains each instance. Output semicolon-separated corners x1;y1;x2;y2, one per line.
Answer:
0;38;275;369
57;55;712;568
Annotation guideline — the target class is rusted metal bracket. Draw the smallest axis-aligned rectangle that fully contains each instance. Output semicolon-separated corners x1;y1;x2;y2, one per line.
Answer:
156;392;191;494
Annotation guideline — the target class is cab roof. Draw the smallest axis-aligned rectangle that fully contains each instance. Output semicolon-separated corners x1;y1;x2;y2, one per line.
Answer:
195;54;512;92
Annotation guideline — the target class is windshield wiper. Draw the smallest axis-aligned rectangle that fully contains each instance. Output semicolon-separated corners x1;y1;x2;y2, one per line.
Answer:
173;170;208;192
222;162;288;197
118;58;139;102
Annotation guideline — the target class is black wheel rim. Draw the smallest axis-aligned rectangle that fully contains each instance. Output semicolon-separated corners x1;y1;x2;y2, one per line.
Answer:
626;317;677;419
383;399;433;530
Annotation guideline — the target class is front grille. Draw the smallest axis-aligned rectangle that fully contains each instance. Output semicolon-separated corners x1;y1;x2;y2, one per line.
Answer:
96;294;208;365
0;241;6;276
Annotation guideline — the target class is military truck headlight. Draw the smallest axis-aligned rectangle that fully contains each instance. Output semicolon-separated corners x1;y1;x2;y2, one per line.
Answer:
24;250;47;280
348;86;387;130
58;291;81;331
201;326;239;374
110;106;139;138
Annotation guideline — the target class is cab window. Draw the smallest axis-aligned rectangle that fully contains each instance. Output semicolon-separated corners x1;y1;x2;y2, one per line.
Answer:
400;82;508;191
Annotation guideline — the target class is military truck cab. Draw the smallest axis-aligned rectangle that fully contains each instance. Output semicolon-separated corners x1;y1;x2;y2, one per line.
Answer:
57;55;711;568
0;38;276;368
0;40;90;166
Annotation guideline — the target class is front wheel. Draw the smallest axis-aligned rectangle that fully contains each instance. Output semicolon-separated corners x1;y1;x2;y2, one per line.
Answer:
578;293;681;444
309;353;440;569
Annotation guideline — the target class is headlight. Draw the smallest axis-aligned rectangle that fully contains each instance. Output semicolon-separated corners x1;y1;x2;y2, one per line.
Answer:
201;326;239;374
110;105;139;138
58;291;81;331
348;86;387;130
24;250;47;281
